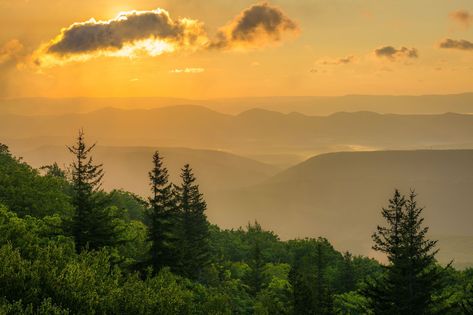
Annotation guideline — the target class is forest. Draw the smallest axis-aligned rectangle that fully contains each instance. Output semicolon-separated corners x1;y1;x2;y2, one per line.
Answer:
0;131;472;315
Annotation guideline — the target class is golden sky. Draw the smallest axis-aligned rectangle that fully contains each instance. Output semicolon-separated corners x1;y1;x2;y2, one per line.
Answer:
1;0;473;98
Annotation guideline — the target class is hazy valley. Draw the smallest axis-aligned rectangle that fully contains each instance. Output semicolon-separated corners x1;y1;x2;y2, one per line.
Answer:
4;100;473;267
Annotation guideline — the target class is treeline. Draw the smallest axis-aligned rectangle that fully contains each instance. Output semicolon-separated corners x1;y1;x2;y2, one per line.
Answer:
0;132;472;314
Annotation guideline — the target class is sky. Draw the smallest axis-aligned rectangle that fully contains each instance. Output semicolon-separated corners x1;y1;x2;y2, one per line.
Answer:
1;0;473;99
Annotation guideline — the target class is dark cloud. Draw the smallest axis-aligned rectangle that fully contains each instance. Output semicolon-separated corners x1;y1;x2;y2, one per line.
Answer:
36;4;298;65
439;38;473;51
374;46;418;60
449;10;472;28
211;3;299;49
42;9;207;59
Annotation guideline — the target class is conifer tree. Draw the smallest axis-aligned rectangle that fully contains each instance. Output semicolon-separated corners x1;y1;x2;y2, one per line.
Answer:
313;242;334;314
461;285;473;314
365;189;444;314
174;164;210;280
146;151;178;273
40;162;66;178
67;130;118;252
246;234;265;295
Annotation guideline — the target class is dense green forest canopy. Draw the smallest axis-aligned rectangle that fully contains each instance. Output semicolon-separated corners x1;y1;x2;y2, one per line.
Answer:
0;137;472;314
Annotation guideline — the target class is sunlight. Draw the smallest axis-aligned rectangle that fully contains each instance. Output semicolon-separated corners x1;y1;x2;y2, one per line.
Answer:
111;38;175;58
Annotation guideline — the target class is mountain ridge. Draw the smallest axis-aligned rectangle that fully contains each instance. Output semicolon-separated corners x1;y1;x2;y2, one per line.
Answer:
2;93;473;116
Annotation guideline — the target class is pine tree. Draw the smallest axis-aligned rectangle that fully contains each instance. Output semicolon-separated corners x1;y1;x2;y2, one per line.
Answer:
146;151;179;273
245;222;265;296
288;241;334;315
67;130;118;252
174;164;210;280
365;189;444;314
398;191;442;313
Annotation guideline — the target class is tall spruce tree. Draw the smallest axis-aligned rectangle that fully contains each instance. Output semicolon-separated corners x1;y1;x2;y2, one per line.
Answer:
365;189;443;314
146;151;178;273
174;164;210;280
67;130;118;252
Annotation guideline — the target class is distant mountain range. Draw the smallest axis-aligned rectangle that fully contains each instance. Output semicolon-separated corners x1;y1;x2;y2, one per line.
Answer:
2;101;473;266
1;93;473;116
2;105;473;167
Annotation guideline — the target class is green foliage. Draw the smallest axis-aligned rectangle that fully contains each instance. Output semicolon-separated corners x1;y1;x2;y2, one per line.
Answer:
40;162;67;179
66;131;121;252
287;238;338;314
174;164;211;280
0;144;73;218
146;151;180;274
334;291;373;315
106;189;147;222
209;222;288;265
364;190;446;314
0;139;468;314
255;264;293;314
244;225;266;295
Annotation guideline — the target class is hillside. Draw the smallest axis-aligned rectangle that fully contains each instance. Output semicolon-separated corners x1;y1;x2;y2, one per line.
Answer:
9;143;473;266
18;145;278;197
207;150;473;266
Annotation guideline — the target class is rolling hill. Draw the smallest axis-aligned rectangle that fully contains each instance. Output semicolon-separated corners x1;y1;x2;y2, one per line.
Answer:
207;150;473;267
17;145;278;197
11;143;473;266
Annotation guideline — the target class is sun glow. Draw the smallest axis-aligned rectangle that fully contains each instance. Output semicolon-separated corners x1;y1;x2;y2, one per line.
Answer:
111;39;175;58
33;38;175;68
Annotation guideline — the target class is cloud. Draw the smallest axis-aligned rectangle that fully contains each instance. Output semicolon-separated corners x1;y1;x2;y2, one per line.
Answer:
316;55;355;65
169;67;204;74
33;3;299;66
449;10;473;28
211;3;299;50
374;46;418;61
0;39;27;97
36;8;208;66
439;38;473;51
0;39;24;65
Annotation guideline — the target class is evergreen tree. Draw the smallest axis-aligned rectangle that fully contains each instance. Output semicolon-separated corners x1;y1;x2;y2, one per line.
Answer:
146;151;179;273
40;162;66;178
461;284;473;314
246;232;265;295
67;130;118;252
174;164;210;280
365;189;444;314
338;252;356;292
289;255;313;315
312;242;334;314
